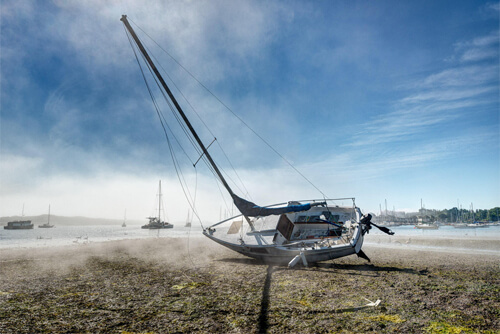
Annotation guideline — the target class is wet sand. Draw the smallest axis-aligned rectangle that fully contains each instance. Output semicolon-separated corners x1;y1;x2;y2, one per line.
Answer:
1;236;499;333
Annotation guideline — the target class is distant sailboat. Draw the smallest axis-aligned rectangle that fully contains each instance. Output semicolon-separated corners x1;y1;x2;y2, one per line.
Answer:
414;223;439;230
122;210;127;227
415;199;438;230
459;203;489;228
185;210;192;228
141;180;174;229
38;205;54;228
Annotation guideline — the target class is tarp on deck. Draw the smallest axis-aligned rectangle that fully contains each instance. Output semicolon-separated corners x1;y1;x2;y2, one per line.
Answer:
232;194;312;217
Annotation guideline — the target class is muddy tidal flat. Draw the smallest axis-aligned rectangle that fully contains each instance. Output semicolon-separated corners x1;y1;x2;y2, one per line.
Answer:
1;237;499;333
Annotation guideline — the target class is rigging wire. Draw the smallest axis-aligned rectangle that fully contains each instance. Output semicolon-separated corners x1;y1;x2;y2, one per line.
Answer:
149;55;252;199
124;25;205;230
129;18;328;199
137;27;251;200
125;21;344;246
140;53;224;201
139;51;202;205
124;24;204;271
130;23;246;214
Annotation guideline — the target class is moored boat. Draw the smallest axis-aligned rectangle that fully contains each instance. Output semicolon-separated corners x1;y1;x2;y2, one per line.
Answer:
38;205;54;228
141;216;173;229
184;210;192;228
141;180;173;229
4;220;34;230
466;222;489;228
414;223;439;230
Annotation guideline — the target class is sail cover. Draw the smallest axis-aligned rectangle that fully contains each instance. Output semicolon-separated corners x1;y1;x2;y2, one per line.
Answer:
232;194;312;217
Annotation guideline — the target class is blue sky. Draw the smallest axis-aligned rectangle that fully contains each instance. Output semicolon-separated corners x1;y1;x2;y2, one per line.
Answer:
1;0;499;222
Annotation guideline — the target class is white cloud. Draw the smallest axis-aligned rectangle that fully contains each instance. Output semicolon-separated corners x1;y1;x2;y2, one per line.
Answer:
401;86;496;104
456;30;499;62
420;65;498;88
0;154;44;194
348;30;498;148
461;48;498;62
41;0;293;85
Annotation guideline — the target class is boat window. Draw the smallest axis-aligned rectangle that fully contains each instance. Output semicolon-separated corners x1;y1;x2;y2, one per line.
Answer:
296;215;324;223
277;214;294;240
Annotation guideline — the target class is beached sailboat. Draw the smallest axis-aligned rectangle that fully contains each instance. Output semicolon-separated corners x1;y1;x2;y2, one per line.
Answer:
141;180;173;229
38;205;54;228
121;15;393;266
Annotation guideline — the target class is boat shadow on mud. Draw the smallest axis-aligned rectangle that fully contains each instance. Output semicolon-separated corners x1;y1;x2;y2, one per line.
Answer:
216;257;424;334
314;262;424;276
215;257;423;276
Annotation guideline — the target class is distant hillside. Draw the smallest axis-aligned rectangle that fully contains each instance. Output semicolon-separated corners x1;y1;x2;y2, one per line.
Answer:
0;215;143;226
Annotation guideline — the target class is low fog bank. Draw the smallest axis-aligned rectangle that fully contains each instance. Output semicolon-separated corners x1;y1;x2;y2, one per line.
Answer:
0;215;144;226
0;237;230;278
1;234;498;277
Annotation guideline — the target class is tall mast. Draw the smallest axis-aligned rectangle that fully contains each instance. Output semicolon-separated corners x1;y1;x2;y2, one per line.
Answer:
159;180;162;221
121;15;235;198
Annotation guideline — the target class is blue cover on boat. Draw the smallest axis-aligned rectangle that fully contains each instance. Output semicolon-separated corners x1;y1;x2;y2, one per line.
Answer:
232;194;311;217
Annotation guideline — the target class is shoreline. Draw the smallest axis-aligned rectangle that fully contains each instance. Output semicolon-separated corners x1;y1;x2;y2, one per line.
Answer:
2;232;499;255
1;237;499;333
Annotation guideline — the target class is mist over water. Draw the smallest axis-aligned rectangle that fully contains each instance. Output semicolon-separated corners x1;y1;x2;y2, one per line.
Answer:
2;224;499;256
0;224;203;249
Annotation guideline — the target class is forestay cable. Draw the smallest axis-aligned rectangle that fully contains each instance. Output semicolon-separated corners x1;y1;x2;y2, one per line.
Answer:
128;18;327;199
124;25;206;229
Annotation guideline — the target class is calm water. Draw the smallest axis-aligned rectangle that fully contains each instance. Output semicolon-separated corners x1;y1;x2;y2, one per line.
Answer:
365;224;500;256
368;224;500;238
0;224;204;249
1;223;499;250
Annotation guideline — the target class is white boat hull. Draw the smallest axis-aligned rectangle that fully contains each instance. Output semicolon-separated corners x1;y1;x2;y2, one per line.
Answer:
203;224;364;265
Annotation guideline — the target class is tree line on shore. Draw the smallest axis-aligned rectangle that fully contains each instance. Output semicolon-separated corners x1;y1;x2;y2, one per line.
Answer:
377;207;500;223
426;207;500;223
